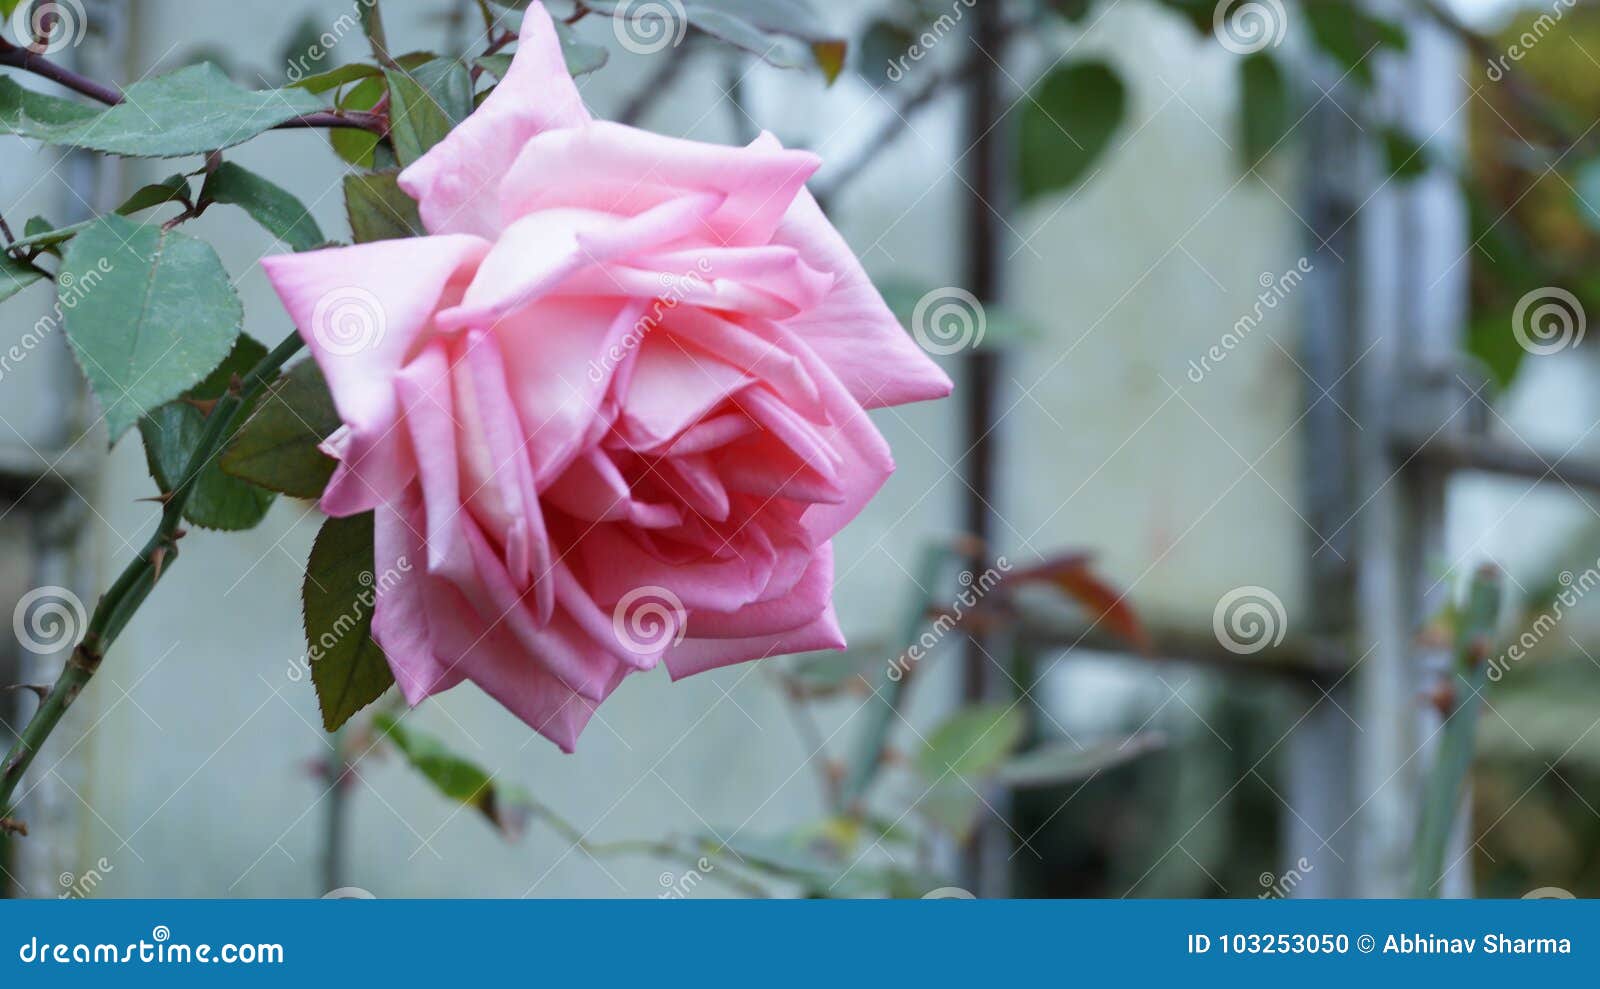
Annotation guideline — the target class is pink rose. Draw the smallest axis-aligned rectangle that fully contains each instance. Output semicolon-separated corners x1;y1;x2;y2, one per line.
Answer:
261;2;951;751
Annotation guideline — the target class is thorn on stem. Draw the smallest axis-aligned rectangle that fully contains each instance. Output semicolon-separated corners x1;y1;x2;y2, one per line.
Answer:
2;683;49;704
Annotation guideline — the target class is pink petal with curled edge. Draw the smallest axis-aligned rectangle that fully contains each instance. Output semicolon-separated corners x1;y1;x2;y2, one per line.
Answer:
668;607;846;681
371;495;466;705
492;298;647;487
772;187;954;410
497;123;819;245
685;544;834;641
578;523;773;614
437;193;722;331
261;235;490;516
394;343;474;587
397;1;589;237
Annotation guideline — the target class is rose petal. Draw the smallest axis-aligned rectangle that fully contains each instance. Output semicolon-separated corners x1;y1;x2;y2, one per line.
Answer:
397;1;589;237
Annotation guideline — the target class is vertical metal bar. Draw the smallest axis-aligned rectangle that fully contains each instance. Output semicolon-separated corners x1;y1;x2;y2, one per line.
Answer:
958;2;1010;896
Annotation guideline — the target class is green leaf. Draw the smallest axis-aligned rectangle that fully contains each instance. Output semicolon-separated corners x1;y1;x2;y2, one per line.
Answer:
0;254;45;304
10;216;83;255
996;734;1166;789
374;712;532;836
584;0;847;81
384;58;473;167
1238;52;1290;170
61;214;242;442
915;703;1026;782
220;359;341;498
1381;126;1428;181
1303;3;1407;85
0;64;326;157
343;169;425;242
115;174;191;215
201;161;325;252
856;19;912;84
138;336;276;531
1467;305;1525;393
288;61;384;93
330;75;386;167
553;19;611;78
303;513;395;732
1018;60;1126;203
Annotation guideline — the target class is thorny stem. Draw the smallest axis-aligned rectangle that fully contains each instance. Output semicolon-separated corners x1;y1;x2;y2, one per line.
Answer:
1410;565;1503;897
0;333;306;831
0;39;388;135
524;797;773;897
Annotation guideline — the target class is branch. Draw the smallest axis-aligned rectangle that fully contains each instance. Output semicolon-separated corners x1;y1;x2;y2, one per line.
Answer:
0;332;305;825
1410;565;1502;897
0;39;387;135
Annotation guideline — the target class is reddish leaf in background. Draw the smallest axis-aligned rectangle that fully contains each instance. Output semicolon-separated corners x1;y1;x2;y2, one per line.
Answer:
1006;553;1152;655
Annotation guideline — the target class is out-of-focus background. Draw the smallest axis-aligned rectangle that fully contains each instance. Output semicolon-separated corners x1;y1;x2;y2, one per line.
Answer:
3;0;1600;898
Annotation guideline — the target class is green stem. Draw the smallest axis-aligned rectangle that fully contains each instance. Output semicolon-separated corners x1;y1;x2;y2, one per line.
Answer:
838;542;961;811
1410;565;1502;897
0;332;304;829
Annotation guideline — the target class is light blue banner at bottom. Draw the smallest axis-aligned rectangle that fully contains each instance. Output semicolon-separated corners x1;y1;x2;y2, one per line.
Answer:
0;898;1591;985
